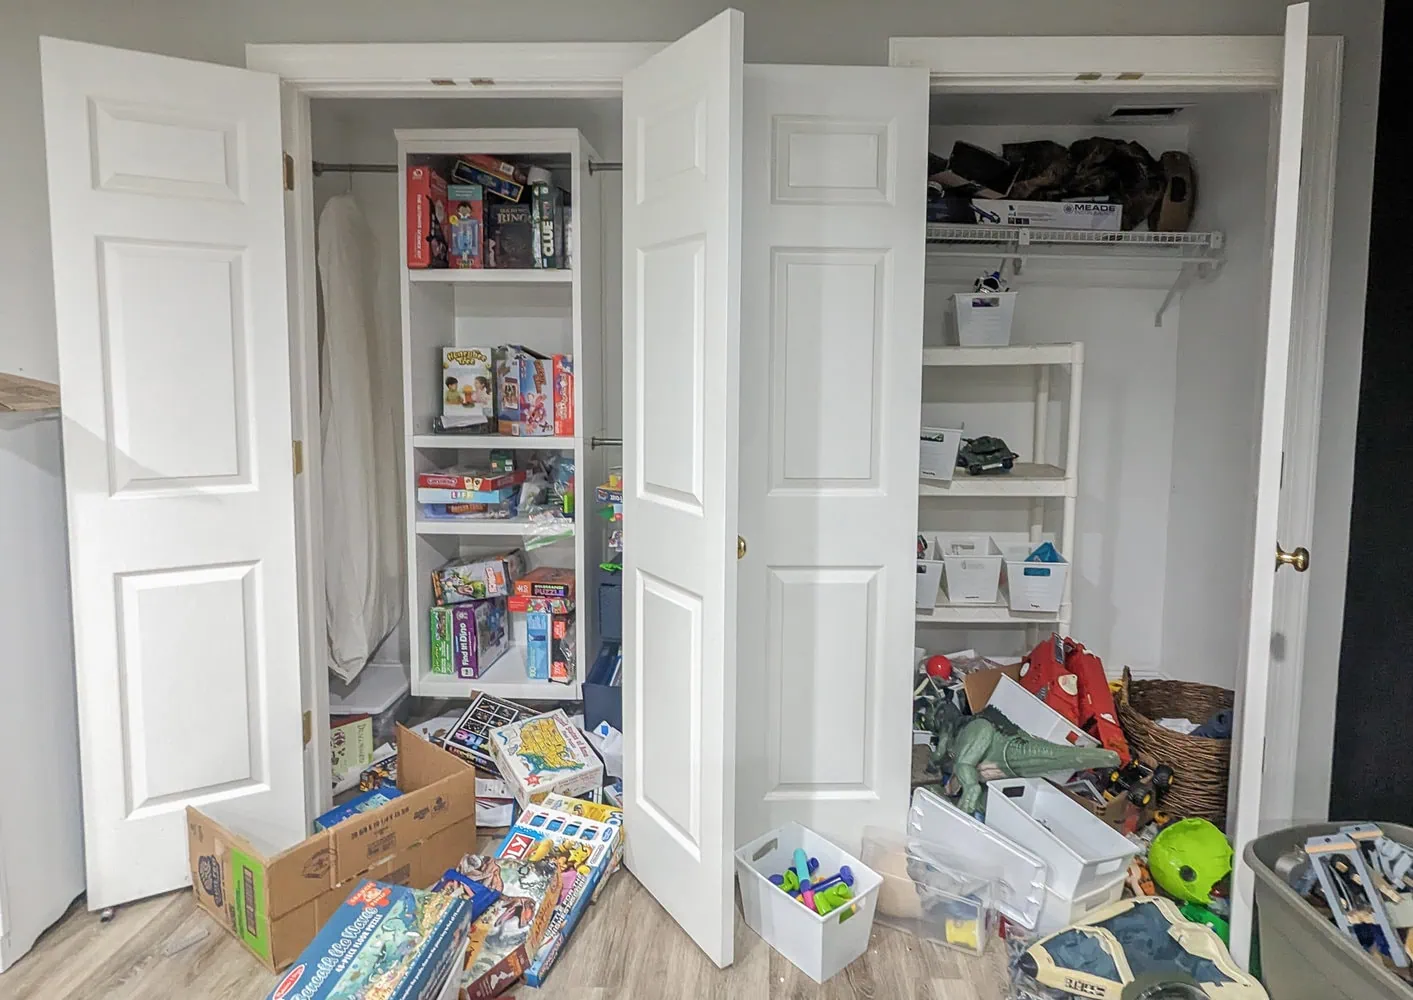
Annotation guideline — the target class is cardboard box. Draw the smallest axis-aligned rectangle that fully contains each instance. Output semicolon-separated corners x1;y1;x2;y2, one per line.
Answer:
961;663;1024;714
971;198;1121;232
265;881;473;1000
441;347;494;427
428;599;509;679
407;164;450;268
447;183;485;268
489;710;603;808
187;725;479;971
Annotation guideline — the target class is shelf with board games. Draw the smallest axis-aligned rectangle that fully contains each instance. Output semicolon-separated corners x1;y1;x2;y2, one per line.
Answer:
399;127;605;701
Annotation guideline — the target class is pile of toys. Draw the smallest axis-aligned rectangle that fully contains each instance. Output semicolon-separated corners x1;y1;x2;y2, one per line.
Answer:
265;698;626;1000
427;551;577;685
408;154;568;271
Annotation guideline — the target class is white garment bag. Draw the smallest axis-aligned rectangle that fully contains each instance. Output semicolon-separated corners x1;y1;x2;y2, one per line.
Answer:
318;194;402;682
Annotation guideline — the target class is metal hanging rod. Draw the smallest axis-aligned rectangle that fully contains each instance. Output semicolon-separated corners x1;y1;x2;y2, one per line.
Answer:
311;160;622;176
591;436;622;449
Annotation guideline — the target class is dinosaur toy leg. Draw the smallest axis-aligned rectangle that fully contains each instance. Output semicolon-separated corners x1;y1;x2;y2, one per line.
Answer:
954;728;991;815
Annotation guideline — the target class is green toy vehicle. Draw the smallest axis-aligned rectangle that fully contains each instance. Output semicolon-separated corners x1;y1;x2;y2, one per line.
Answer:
957;436;1019;476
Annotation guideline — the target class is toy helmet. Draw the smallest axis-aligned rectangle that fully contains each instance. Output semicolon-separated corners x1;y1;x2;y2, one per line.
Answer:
1148;818;1233;904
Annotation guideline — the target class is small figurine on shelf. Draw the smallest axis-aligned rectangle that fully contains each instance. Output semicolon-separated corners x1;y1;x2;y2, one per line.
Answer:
955;436;1018;476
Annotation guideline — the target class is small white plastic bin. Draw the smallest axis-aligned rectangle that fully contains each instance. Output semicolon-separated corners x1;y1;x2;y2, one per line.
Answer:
986;673;1098;783
861;827;1000;956
735;822;884;983
984;778;1138;900
950;291;1017;347
1033;869;1127;935
916;538;945;611
935;533;1003;604
1002;545;1069;613
907;786;1046;930
919;426;964;481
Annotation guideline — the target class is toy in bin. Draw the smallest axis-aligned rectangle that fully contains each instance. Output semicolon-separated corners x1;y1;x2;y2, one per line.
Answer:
956;435;1018;476
1013;896;1267;1000
263;881;473;1000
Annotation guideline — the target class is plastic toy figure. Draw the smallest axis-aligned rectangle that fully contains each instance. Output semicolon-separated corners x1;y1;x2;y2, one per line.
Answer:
956;435;1018;475
922;698;1119;814
1020;635;1131;764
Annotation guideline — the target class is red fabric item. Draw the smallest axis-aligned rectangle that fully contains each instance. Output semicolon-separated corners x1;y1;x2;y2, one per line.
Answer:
1019;636;1131;764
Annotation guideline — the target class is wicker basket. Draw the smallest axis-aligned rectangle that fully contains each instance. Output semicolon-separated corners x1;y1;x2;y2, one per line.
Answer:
1117;667;1234;827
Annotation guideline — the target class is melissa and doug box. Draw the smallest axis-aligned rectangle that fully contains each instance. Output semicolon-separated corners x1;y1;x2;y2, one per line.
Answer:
488;710;603;808
262;881;473;1000
407;164;449;269
441;347;494;427
495;803;621;987
449;854;558;999
493;346;553;437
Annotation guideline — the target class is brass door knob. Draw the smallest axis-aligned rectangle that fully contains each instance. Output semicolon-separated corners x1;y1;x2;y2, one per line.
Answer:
737;536;747;560
1275;544;1310;572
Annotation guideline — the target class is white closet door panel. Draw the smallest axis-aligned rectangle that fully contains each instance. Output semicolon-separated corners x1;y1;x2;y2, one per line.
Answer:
1227;2;1309;969
621;9;744;969
736;65;928;850
40;37;305;908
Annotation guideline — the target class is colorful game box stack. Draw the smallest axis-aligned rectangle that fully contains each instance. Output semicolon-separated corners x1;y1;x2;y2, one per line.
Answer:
512;567;577;684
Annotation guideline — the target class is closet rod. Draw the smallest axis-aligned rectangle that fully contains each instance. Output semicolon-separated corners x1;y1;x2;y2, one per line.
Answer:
591;436;622;449
310;161;623;175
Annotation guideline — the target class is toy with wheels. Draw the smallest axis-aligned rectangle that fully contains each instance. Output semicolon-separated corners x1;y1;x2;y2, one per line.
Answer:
956;435;1019;476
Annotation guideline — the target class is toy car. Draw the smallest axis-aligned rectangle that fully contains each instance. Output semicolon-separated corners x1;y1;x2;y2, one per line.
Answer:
1014;897;1268;1000
956;436;1018;476
1105;761;1174;808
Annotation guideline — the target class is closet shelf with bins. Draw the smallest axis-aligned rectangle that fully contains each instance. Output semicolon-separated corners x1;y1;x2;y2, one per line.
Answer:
399;127;603;702
916;342;1082;630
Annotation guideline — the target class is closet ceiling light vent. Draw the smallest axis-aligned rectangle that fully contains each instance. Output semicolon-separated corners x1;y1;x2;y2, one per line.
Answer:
1102;104;1189;122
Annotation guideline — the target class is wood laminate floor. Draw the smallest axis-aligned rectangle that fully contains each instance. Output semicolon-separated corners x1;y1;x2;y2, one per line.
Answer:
0;873;1011;1000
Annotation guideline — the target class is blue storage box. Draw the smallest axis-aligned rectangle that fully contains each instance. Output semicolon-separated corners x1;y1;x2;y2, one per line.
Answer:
598;568;622;642
583;641;622;733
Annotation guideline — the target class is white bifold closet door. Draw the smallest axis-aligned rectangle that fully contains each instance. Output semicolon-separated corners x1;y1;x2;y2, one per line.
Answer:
39;37;307;908
622;8;928;967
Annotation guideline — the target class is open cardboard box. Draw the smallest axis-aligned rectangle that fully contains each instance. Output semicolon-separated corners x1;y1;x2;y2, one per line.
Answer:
187;723;480;971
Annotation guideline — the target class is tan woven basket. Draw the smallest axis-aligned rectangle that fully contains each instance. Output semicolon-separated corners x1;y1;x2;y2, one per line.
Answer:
1117;667;1234;827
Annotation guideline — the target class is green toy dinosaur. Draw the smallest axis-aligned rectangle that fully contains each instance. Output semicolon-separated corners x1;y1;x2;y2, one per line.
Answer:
921;697;1121;814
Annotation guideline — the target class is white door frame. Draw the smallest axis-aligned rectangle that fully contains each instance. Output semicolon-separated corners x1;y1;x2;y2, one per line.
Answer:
890;33;1342;832
248;34;1341;829
246;42;662;821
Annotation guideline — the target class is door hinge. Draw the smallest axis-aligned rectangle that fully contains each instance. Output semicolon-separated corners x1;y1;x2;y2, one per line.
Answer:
283;152;295;191
303;710;312;747
293;439;303;476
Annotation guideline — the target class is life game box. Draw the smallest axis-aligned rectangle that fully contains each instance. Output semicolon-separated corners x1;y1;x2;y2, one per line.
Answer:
488;710;604;808
263;881;472;1000
188;726;479;971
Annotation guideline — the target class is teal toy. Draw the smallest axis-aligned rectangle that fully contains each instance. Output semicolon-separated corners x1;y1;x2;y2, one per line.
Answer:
794;849;816;909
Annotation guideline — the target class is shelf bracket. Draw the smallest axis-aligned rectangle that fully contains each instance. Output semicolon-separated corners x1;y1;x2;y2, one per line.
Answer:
1154;257;1224;327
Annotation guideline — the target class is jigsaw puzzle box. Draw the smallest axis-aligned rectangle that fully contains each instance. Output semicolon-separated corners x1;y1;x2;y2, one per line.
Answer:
187;725;479;971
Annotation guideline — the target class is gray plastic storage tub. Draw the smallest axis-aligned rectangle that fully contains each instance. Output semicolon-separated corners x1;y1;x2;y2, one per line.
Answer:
1247;822;1413;1000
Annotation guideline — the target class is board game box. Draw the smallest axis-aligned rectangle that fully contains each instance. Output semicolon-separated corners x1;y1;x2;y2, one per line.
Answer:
448;854;558;998
312;785;402;832
552;354;574;436
441;692;536;772
447;183;485;268
495;804;621;987
407;164;449;269
428;599;509;679
441;347;494;427
512;566;576;600
417;468;525;492
264;881;472;1000
431;550;526;605
486;202;534;268
529;181;563;269
538;793;624;880
489;710;603;808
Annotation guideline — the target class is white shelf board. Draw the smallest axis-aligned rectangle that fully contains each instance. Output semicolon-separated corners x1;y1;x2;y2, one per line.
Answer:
925;223;1223;255
916;599;1066;625
922;344;1080;367
412;643;581;700
920;464;1069;498
414;516;576;538
408;268;572;285
412;434;575;450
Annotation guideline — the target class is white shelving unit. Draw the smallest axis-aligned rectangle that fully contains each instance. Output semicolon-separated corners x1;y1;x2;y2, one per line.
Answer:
916;342;1084;631
397;128;603;702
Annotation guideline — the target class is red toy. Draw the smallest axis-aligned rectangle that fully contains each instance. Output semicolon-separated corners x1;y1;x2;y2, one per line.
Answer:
926;655;953;683
1019;635;1130;764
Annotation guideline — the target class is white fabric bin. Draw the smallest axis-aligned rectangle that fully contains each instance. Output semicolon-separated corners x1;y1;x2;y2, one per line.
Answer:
950;291;1017;347
735;822;883;983
984;778;1138;900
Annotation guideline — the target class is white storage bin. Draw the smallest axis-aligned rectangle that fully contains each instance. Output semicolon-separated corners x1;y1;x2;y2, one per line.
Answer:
1002;545;1068;613
860;827;1000;956
935;533;1003;604
950;290;1017;347
735;822;884;983
1033;869;1127;935
916;539;945;611
329;661;410;742
984;779;1138;901
919;426;963;482
907;786;1046;930
986;673;1098;783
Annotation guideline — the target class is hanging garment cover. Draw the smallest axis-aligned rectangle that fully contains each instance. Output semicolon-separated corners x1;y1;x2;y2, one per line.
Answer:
318;194;402;682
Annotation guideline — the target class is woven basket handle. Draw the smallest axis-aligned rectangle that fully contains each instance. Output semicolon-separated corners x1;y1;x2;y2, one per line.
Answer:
1119;666;1133;708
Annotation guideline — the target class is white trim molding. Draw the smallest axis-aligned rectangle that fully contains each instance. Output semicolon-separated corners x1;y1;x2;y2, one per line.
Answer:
246;42;664;96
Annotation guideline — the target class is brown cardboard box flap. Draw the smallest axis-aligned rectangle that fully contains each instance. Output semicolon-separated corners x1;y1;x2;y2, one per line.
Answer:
963;664;1024;713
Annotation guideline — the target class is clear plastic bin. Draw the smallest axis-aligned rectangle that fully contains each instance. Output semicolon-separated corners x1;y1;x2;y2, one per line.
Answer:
860;827;1000;956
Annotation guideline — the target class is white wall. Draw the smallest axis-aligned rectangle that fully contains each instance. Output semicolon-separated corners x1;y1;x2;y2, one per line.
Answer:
1;0;1378;828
